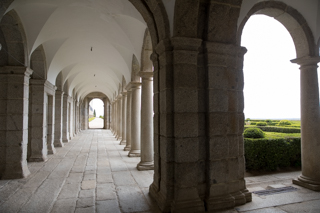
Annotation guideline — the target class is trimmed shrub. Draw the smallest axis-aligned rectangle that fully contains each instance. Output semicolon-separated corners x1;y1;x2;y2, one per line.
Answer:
244;138;301;171
279;120;292;126
265;119;271;123
244;126;300;133
244;128;265;139
250;122;257;125
256;122;267;126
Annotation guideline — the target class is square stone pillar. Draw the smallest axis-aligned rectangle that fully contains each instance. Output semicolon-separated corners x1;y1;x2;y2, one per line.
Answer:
28;80;56;162
62;94;70;142
80;98;88;130
54;90;64;147
0;66;32;179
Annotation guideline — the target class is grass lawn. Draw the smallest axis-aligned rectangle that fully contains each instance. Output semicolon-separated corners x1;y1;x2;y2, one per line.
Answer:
264;132;301;139
89;117;95;122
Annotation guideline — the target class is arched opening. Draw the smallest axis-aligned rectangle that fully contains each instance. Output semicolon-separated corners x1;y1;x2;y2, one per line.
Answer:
89;98;104;129
238;1;320;192
242;15;300;120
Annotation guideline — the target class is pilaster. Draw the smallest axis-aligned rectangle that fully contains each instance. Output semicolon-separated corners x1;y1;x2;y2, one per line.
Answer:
124;84;132;151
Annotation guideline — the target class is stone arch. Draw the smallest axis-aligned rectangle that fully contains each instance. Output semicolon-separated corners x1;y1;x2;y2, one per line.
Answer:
55;71;63;91
237;1;316;58
141;29;153;72
30;45;47;79
0;10;28;66
131;55;140;82
129;0;171;48
85;92;110;129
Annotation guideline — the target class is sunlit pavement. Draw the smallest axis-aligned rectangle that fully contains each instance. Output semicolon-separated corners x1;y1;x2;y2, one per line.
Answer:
89;117;104;129
0;129;319;213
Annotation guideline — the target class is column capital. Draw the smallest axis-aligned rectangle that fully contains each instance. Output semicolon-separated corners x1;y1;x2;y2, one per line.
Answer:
126;81;141;90
171;37;202;51
139;71;153;79
56;90;64;96
122;91;127;96
291;56;320;67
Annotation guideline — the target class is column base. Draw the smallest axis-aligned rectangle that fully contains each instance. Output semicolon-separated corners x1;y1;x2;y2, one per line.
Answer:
124;145;131;151
119;139;126;145
230;191;246;206
47;146;56;155
242;189;252;202
293;175;320;191
28;155;48;162
117;136;122;141
1;163;30;179
149;183;171;212
137;161;154;171
54;140;64;147
128;149;140;157
205;194;235;211
171;199;205;213
62;138;69;143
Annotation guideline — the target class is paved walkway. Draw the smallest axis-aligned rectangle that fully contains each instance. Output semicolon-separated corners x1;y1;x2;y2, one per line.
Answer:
89;118;104;129
0;129;319;213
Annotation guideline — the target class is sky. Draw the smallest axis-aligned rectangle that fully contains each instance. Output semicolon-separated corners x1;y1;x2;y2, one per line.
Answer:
241;15;315;120
89;98;104;117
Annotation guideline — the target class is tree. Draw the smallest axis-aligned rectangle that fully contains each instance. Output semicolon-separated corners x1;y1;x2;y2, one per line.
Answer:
93;109;96;117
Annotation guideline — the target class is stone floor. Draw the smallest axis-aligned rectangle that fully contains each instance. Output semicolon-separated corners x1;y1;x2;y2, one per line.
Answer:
0;129;319;213
89;118;104;129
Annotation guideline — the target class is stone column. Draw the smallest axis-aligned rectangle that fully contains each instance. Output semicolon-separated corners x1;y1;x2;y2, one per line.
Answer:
54;90;64;147
28;80;55;161
68;98;73;140
120;91;127;145
292;56;320;191
137;72;154;170
117;95;122;141
47;94;56;154
62;94;70;142
0;66;32;179
124;86;132;151
128;82;141;157
103;98;108;129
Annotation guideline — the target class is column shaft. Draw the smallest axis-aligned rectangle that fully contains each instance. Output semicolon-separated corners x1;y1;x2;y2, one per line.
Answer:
124;89;132;151
137;72;154;170
120;92;127;145
128;82;141;157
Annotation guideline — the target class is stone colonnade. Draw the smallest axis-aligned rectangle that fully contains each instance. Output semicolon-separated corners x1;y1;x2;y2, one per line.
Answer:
110;73;154;170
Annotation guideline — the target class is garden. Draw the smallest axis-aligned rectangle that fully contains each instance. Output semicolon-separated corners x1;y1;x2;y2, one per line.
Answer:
244;119;301;171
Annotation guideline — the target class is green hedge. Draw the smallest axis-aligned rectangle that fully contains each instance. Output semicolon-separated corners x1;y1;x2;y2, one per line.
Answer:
244;138;301;171
252;126;301;133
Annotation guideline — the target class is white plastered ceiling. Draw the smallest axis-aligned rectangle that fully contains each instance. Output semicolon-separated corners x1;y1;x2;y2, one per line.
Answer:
8;0;147;100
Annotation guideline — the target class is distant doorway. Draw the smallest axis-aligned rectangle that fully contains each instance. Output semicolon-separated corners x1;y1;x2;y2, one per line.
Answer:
89;98;104;129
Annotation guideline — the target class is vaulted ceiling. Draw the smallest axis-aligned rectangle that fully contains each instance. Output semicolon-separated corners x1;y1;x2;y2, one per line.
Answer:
8;0;147;100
